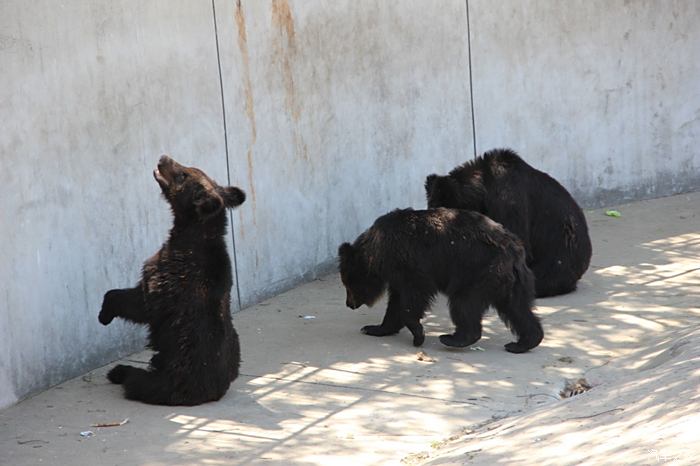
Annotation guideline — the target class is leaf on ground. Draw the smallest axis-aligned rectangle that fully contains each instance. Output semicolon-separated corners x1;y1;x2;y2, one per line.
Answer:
560;378;592;398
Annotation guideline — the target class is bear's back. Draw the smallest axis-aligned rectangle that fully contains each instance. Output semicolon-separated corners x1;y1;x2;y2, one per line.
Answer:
369;207;515;255
365;208;525;292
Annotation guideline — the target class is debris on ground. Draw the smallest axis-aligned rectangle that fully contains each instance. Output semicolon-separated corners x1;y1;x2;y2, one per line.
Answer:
417;351;435;362
298;315;316;320
560;378;592;398
470;346;485;352
605;209;622;217
557;356;574;364
79;431;94;438
90;418;129;428
282;361;308;368
16;439;49;446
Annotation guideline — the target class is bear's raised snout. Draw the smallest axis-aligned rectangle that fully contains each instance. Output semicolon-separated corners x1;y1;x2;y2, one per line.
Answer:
154;156;178;188
153;168;167;187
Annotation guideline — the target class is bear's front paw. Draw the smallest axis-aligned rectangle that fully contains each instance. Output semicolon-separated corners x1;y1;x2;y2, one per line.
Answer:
107;364;132;384
405;322;425;347
361;324;400;337
98;290;119;325
411;327;425;347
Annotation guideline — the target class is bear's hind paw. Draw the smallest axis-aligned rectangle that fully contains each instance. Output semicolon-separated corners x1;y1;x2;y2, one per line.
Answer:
439;333;480;348
361;324;400;337
504;342;530;353
107;364;132;384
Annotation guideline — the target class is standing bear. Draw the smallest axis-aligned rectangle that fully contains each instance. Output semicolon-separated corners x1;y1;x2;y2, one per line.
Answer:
99;156;245;405
338;208;543;353
425;148;592;298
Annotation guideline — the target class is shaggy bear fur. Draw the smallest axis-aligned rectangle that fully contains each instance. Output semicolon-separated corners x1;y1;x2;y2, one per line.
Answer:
425;148;592;298
338;208;543;353
98;155;245;405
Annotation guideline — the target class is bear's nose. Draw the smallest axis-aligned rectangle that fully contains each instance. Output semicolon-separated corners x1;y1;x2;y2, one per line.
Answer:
159;155;172;166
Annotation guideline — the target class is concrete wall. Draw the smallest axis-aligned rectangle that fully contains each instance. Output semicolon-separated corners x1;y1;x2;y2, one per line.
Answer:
214;0;473;304
0;0;236;407
469;0;700;206
1;0;698;408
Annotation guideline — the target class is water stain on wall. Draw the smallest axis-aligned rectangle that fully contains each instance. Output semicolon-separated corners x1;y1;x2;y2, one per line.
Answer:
271;0;307;161
271;0;295;45
235;1;257;226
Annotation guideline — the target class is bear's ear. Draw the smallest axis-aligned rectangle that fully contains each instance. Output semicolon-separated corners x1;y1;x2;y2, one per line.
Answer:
425;174;452;207
195;196;224;218
425;174;439;194
220;186;246;208
338;242;355;261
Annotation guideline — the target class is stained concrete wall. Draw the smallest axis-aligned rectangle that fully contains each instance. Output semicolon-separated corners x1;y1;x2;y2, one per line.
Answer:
1;0;699;408
0;0;236;408
0;0;473;408
469;0;700;206
214;0;473;305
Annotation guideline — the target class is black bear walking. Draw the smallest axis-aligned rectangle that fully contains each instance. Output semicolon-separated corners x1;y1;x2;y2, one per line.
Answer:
425;148;592;298
339;208;543;353
99;156;245;405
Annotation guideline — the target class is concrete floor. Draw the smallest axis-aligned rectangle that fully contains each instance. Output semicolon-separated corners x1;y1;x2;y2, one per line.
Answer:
1;192;698;466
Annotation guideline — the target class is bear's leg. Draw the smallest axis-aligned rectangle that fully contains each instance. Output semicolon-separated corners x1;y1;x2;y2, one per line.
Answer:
439;291;488;348
494;289;543;354
108;365;180;404
361;287;404;337
403;318;425;347
99;286;146;325
397;285;434;347
362;285;430;347
113;366;183;405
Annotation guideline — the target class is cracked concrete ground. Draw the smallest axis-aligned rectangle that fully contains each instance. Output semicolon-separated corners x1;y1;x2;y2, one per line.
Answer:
1;192;698;465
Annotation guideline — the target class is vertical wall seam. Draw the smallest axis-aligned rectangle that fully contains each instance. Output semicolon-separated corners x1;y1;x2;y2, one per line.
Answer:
212;0;243;311
465;0;478;159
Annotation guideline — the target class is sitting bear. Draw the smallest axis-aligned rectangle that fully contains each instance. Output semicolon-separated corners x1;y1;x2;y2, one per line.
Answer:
425;148;592;298
338;208;543;353
98;155;245;405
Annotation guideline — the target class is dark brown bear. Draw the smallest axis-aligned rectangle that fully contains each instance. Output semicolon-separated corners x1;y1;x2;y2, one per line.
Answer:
338;208;543;353
99;156;245;405
426;148;592;298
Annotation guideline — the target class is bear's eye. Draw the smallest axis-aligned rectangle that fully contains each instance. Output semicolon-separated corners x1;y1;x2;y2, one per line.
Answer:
175;173;188;183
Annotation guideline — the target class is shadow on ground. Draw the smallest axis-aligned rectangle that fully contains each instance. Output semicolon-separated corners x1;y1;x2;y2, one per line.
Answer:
0;193;698;465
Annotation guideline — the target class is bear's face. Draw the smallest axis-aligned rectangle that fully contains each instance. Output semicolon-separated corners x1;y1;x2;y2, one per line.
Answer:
338;243;385;309
154;156;245;222
425;173;484;211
